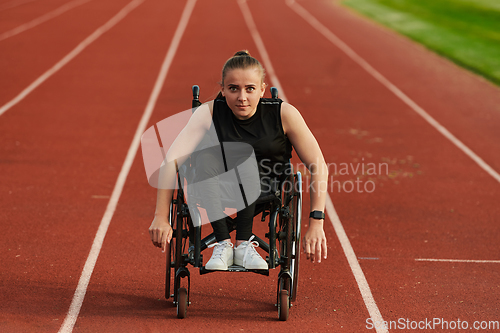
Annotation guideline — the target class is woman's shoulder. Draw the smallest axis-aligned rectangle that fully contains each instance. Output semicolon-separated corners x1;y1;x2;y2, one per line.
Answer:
280;102;299;116
188;101;214;130
280;102;303;135
193;100;215;117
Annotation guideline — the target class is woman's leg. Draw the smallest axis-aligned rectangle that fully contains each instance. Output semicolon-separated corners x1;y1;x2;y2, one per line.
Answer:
193;147;230;242
232;156;260;243
194;142;260;243
234;200;257;242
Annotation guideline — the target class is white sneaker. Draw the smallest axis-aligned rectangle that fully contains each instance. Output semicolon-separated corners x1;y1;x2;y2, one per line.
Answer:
234;236;268;270
205;241;233;270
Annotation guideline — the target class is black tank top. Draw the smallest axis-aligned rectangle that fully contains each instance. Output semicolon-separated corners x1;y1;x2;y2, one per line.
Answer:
212;97;293;177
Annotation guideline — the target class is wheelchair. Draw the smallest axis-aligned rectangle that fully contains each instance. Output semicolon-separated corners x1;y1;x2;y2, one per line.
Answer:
164;85;303;321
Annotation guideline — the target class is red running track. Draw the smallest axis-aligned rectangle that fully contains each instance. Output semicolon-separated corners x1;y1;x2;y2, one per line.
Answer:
1;0;500;332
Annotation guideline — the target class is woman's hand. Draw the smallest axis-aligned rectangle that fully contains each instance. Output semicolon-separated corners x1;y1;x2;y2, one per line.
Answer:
149;215;172;252
303;219;327;263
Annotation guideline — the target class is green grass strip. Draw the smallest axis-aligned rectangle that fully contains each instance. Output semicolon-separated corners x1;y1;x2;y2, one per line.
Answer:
341;0;500;85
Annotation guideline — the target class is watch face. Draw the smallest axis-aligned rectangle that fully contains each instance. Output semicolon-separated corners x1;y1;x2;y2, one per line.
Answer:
310;211;325;219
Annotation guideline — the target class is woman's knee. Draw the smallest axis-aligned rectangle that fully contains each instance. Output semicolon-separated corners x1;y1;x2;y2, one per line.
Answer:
195;150;225;180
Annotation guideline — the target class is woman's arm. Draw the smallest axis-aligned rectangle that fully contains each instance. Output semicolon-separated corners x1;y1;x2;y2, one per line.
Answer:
281;102;329;263
149;102;213;252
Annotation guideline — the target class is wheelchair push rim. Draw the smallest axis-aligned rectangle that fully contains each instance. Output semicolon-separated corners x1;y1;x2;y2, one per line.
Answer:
290;171;302;302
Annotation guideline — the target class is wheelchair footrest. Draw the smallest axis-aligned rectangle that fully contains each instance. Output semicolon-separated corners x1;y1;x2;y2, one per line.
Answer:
199;265;269;276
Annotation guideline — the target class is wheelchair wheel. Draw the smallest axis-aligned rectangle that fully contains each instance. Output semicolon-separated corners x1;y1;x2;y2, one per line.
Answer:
177;287;188;318
279;172;302;301
165;196;176;300
174;190;184;275
166;191;181;302
171;186;191;306
278;289;289;321
290;172;302;302
165;237;172;299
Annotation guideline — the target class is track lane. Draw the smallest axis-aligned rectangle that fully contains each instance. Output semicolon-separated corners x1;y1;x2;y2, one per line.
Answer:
0;0;93;42
0;0;70;32
287;0;500;185
0;0;186;331
58;0;197;331
302;0;500;177
0;0;39;12
253;0;500;329
241;0;391;331
0;0;138;111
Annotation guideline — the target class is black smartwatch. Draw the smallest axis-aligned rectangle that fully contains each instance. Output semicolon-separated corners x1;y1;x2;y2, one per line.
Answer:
309;210;325;220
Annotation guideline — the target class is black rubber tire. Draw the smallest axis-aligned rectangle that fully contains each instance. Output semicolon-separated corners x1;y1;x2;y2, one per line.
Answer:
165;239;172;299
278;290;289;321
175;192;184;273
279;173;294;275
290;172;302;302
177;288;188;319
173;190;184;305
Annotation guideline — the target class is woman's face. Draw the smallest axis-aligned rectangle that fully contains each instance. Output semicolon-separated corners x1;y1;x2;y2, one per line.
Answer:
221;67;265;120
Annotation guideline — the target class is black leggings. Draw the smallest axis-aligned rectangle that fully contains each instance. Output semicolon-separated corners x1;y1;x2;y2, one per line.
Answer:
193;145;259;242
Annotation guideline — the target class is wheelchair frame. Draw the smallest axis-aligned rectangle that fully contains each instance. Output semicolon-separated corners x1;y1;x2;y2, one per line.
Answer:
164;86;302;321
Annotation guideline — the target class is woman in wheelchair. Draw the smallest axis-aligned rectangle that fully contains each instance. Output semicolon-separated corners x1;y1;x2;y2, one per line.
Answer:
149;50;328;270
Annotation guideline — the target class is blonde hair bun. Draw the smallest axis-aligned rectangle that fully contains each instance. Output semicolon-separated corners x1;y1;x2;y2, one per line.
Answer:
234;50;251;57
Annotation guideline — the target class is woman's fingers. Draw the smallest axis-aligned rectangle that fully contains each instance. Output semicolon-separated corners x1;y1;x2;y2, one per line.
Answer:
316;241;322;263
156;229;163;248
304;239;317;262
154;229;160;247
322;238;328;260
303;232;327;263
149;223;173;249
161;228;172;252
149;217;172;250
161;231;166;252
149;228;155;245
167;228;172;244
303;240;311;260
149;227;161;248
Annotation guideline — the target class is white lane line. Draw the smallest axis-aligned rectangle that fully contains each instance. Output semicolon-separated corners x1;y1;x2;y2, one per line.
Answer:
287;0;500;185
238;2;388;332
0;0;144;118
57;0;197;332
0;0;92;42
0;0;37;11
237;0;288;102
326;196;388;333
416;258;500;263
